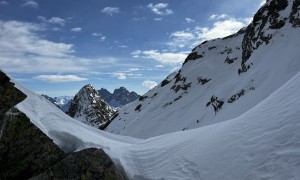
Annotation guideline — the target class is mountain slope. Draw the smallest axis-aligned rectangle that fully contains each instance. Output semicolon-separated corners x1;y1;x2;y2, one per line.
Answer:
67;84;115;129
98;87;139;108
7;69;300;180
105;0;300;139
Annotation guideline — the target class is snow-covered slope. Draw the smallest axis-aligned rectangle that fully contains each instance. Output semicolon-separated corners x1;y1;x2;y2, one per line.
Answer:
9;70;300;180
106;0;300;139
66;84;115;129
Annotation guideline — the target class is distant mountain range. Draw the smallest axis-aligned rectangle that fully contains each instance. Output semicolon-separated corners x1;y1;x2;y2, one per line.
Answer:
98;87;140;108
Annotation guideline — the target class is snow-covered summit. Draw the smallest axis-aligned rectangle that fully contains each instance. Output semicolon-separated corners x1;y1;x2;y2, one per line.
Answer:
105;0;300;139
67;84;115;129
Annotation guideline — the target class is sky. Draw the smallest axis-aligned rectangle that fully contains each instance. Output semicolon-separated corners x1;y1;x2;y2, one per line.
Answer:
0;0;265;97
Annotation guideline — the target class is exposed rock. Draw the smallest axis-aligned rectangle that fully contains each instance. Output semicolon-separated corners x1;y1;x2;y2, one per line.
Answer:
289;0;300;27
0;109;65;180
67;84;115;129
31;148;126;180
197;77;211;85
228;89;245;103
0;71;26;116
242;0;288;66
206;96;224;114
98;87;139;108
183;52;203;65
0;71;64;180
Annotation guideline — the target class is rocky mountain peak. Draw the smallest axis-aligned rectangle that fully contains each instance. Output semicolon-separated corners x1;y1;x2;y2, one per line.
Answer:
242;0;299;69
98;87;140;108
67;84;115;129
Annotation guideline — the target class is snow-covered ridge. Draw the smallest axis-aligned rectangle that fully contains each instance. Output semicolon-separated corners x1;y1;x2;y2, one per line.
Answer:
9;70;300;179
106;0;300;139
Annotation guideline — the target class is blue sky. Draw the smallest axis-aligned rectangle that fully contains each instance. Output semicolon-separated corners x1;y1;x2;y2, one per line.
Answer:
0;0;264;96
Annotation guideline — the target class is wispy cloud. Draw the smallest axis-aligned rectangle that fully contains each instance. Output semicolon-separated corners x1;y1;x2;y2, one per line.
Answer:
185;18;195;23
155;65;164;68
0;1;9;5
70;27;82;32
147;3;173;16
92;32;106;41
22;0;38;8
142;79;157;89
112;72;127;80
34;75;88;83
0;20;120;73
101;7;120;16
167;15;250;50
209;14;230;20
154;17;163;21
37;16;65;26
132;49;188;64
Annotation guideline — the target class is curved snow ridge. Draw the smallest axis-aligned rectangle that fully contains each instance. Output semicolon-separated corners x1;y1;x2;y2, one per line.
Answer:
12;78;141;149
9;71;300;179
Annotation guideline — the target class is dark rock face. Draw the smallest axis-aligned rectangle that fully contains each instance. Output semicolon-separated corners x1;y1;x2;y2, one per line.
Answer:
183;52;203;65
0;71;127;179
98;87;139;108
289;0;300;27
31;148;126;180
0;71;64;180
0;71;26;116
67;84;115;129
242;0;289;65
0;109;65;180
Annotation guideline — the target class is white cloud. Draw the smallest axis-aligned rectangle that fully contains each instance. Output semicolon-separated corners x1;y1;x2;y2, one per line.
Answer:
101;7;120;16
167;15;249;50
0;1;9;5
0;20;119;73
129;68;141;71
147;3;173;16
142;79;158;89
155;65;164;68
132;49;188;64
34;75;88;83
209;14;230;20
185;18;195;23
170;31;194;38
48;17;65;26
119;45;128;48
37;16;65;26
112;72;127;80
70;27;82;32
131;50;142;58
154;17;162;21
22;1;38;8
260;0;266;7
92;32;106;41
196;18;247;40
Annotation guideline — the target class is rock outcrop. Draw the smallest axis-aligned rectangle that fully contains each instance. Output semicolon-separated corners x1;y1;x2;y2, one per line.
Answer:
67;84;115;129
0;71;126;180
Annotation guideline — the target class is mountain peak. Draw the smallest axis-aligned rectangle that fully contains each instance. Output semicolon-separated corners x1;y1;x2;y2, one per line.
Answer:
98;87;140;108
67;84;115;129
242;0;299;68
